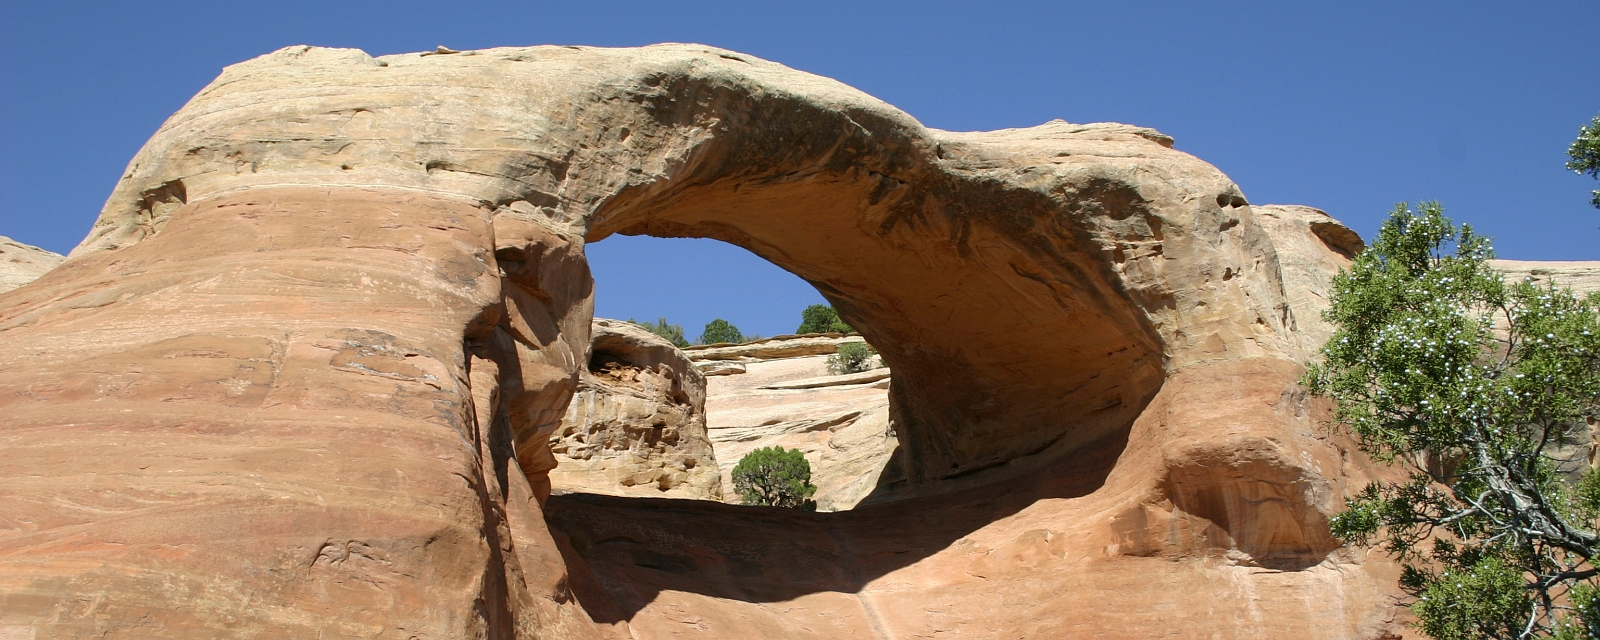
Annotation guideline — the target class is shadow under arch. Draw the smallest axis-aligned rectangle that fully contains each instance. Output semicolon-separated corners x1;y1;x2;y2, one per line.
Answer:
546;421;1134;623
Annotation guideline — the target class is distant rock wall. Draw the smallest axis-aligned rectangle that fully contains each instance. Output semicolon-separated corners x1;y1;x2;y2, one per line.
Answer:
0;236;63;294
1491;259;1600;295
690;335;896;512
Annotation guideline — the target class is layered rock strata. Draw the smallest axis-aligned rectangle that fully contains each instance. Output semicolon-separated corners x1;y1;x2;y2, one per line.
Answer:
0;43;1443;638
549;319;721;500
0;236;64;294
693;340;896;512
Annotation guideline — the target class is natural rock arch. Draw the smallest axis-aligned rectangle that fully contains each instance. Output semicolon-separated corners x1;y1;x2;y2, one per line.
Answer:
76;43;1297;492
0;44;1405;638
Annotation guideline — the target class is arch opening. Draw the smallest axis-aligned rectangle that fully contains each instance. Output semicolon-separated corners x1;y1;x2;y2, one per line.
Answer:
581;139;1169;498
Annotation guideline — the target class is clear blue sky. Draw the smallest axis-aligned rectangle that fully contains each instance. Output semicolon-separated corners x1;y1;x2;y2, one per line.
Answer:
3;1;1596;338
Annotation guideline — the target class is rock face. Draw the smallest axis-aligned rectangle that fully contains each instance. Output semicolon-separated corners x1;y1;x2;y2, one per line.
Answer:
0;236;64;294
549;319;722;500
1252;205;1363;357
0;43;1449;637
693;338;896;512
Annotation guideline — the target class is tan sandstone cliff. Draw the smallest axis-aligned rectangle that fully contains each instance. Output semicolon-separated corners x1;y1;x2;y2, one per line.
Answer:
0;42;1509;638
0;236;64;294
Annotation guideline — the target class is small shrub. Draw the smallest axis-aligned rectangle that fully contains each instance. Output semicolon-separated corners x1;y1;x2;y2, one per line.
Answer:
826;341;877;375
628;317;689;348
797;304;853;334
731;446;817;509
698;318;744;345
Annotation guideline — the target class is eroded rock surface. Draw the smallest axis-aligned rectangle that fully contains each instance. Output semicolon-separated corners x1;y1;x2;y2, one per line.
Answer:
550;319;722;500
0;236;64;294
0;42;1445;638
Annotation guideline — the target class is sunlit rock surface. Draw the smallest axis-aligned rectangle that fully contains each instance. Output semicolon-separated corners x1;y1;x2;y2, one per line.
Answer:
0;236;63;294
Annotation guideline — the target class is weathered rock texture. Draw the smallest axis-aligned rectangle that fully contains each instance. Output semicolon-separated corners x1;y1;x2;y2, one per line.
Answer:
554;328;889;510
0;43;1441;638
0;236;64;294
550;319;721;500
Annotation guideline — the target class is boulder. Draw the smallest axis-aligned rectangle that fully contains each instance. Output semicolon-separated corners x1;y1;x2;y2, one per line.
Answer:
695;360;746;376
0;236;64;294
549;319;722;500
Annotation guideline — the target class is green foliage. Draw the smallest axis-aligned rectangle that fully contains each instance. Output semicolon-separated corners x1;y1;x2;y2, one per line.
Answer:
1412;553;1530;640
628;317;689;348
698;318;744;345
1305;202;1600;638
730;446;817;509
797;304;853;334
1570;113;1600;209
827;341;878;375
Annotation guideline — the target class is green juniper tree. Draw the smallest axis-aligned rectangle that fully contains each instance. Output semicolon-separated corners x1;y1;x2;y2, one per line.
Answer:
730;446;818;509
1305;202;1600;639
628;317;690;348
698;318;744;345
797;304;853;334
1570;113;1600;210
827;341;878;375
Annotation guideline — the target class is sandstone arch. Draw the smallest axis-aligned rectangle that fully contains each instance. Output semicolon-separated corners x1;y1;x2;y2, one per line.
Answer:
0;44;1407;637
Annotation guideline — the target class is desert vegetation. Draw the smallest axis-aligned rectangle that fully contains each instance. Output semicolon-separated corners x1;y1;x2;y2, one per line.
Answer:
1307;203;1600;638
797;304;853;334
730;446;818;509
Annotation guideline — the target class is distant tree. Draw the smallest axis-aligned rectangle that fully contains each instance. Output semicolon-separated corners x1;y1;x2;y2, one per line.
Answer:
797;304;853;334
731;446;818;509
1570;113;1600;210
698;318;744;345
827;341;878;375
1304;202;1600;639
628;317;689;348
